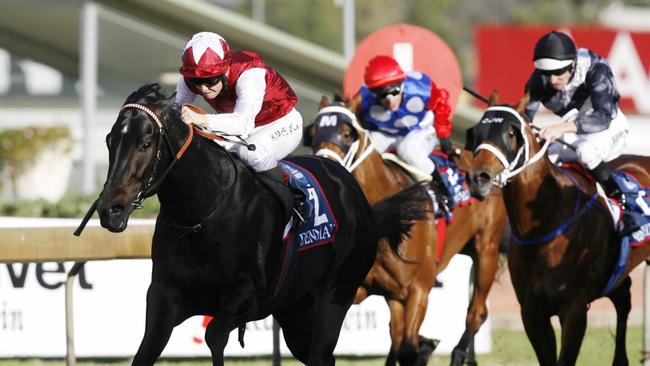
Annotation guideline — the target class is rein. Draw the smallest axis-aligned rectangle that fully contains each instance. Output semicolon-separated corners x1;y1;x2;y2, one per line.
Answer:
74;102;238;236
122;103;194;208
512;168;599;246
124;103;239;235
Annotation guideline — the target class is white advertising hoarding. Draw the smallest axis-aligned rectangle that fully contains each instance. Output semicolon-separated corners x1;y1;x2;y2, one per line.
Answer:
0;256;490;357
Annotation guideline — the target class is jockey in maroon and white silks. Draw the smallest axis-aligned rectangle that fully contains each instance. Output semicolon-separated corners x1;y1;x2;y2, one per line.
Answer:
175;32;302;172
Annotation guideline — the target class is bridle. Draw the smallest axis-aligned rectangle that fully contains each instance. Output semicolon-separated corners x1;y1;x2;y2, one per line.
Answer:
474;106;551;187
313;106;376;172
121;103;194;208
75;101;241;236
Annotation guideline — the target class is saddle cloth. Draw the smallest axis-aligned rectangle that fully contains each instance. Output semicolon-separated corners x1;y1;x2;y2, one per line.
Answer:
609;171;650;247
279;160;338;251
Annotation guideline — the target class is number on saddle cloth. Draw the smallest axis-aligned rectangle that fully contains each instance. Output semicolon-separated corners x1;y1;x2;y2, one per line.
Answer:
279;160;338;251
612;171;650;245
428;152;473;210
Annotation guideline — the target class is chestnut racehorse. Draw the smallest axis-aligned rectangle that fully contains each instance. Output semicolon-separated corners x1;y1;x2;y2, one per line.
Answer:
305;98;507;366
467;105;650;365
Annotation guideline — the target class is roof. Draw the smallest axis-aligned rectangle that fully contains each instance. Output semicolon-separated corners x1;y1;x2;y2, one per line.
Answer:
0;0;347;103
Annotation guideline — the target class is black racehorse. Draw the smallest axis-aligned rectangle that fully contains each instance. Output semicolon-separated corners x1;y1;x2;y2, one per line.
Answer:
86;83;428;365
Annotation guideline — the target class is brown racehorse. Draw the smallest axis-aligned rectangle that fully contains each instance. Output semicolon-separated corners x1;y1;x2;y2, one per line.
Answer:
467;105;650;365
304;97;507;366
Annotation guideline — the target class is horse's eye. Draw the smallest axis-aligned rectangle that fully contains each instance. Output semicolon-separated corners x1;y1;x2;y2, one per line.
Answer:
508;130;516;138
141;142;151;151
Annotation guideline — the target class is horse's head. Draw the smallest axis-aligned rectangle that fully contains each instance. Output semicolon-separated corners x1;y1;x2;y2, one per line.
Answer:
97;83;176;232
303;95;368;168
466;105;535;199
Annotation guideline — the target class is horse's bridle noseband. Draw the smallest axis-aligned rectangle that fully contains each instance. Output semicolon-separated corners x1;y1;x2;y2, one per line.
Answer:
474;106;550;187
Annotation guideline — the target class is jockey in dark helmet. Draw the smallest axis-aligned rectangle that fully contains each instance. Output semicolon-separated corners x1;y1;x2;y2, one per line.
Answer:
174;32;306;224
523;30;639;236
347;55;455;218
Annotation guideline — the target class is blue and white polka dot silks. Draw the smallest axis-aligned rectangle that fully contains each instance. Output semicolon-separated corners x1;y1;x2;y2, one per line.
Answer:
360;72;432;136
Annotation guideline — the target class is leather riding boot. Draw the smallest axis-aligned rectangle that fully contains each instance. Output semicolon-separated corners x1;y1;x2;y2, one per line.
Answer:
256;166;308;224
430;169;453;218
256;166;294;223
591;162;640;237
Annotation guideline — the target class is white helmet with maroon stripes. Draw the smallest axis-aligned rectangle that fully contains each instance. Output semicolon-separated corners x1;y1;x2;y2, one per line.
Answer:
179;32;231;78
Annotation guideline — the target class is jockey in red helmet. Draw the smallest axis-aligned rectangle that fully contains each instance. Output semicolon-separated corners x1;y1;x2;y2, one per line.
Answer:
175;32;305;223
350;55;455;217
523;30;637;236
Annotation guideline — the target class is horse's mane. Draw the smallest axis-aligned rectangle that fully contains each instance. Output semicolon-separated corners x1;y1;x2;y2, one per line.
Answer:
125;83;173;107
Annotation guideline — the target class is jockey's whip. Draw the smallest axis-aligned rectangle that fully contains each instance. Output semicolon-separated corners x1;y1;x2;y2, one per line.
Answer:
463;86;490;105
73;199;98;236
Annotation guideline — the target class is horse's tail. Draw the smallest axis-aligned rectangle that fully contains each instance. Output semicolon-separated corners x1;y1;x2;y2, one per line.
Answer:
371;181;431;254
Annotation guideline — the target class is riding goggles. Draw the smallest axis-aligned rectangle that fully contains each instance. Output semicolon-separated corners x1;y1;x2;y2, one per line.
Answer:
370;82;403;100
538;64;573;77
188;74;225;87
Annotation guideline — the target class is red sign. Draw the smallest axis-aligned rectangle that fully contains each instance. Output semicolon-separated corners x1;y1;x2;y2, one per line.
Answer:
344;24;462;115
476;25;650;114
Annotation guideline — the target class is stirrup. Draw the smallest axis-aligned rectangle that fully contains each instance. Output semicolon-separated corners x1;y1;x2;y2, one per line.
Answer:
617;211;640;237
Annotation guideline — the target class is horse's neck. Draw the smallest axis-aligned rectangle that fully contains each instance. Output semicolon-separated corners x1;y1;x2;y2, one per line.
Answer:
353;137;406;203
504;144;579;236
158;138;246;224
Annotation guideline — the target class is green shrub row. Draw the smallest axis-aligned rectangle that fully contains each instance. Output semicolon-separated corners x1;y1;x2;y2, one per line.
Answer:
0;194;160;218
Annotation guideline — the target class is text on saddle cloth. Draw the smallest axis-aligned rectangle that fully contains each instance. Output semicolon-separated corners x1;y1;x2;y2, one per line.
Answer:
428;152;474;208
279;161;338;251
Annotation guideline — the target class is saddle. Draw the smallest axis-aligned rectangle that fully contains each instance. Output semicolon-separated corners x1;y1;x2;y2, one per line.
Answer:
381;151;474;221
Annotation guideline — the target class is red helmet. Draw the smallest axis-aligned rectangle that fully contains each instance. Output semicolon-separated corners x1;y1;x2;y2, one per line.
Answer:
179;32;231;78
364;55;406;89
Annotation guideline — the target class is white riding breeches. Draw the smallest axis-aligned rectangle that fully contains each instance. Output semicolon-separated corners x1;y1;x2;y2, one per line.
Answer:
548;109;629;170
214;108;303;172
369;126;437;174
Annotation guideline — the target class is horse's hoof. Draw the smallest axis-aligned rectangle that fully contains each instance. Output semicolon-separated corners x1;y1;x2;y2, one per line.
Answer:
414;338;438;366
397;341;418;365
450;346;467;366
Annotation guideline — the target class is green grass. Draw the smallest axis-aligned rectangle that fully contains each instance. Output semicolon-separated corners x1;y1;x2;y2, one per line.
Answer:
0;325;644;365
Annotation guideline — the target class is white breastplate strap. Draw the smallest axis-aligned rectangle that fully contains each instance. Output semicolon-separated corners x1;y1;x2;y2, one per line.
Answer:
315;133;375;173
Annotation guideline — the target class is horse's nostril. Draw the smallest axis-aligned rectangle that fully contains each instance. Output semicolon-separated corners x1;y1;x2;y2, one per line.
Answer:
109;205;124;215
478;172;492;185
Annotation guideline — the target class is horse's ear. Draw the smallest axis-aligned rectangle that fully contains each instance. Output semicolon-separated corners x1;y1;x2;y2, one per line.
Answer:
346;93;362;113
319;96;330;109
333;92;346;104
302;123;315;148
487;90;499;106
513;92;530;115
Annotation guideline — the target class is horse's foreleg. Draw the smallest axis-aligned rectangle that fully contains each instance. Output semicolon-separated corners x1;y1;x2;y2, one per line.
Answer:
466;234;499;334
557;301;589;366
400;279;432;366
354;284;370;304
386;298;405;366
204;318;231;366
606;275;631;366
452;232;499;366
132;283;178;365
521;304;557;366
